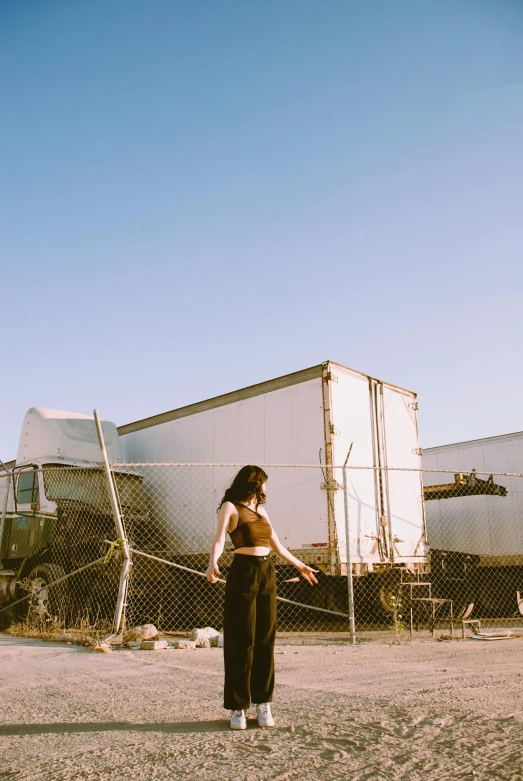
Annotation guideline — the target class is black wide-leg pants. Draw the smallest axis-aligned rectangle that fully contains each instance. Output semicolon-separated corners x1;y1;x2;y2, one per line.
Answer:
223;554;277;710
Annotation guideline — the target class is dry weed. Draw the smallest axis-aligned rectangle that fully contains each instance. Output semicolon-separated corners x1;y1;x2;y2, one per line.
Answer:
5;613;111;648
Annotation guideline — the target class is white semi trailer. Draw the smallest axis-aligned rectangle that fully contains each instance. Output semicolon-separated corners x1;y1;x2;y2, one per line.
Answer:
423;432;523;615
119;361;429;616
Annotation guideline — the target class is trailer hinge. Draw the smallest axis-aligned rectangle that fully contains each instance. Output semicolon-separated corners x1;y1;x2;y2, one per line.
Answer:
413;447;423;456
321;480;342;492
324;372;338;383
329;424;340;436
411;402;419;410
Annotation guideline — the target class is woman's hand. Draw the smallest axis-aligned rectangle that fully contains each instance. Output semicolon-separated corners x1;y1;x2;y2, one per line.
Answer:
206;563;220;583
298;564;319;585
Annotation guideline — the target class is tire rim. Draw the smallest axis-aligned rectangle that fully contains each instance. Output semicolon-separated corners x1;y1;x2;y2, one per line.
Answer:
379;586;396;613
29;576;48;619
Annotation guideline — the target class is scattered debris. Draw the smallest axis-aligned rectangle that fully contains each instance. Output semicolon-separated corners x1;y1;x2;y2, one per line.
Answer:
191;627;220;647
471;630;513;641
172;639;197;650
140;639;168;651
92;642;112;653
122;624;158;643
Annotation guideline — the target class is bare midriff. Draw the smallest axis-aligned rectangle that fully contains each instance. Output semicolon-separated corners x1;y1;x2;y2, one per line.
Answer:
234;545;272;556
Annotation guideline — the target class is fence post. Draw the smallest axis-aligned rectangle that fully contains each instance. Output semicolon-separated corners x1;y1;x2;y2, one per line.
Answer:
342;450;357;645
0;460;12;556
94;410;131;635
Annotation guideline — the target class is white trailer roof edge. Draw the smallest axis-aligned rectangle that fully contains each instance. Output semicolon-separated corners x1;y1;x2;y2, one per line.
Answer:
425;430;523;453
117;360;417;437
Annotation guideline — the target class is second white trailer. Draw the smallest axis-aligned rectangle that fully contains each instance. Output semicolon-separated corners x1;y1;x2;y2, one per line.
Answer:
423;432;523;563
423;432;523;614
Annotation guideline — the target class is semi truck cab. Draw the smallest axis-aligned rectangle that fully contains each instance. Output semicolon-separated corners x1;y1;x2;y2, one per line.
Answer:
0;408;148;623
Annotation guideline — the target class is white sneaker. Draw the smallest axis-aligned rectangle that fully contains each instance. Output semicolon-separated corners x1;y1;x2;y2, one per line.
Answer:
256;702;275;728
229;709;247;730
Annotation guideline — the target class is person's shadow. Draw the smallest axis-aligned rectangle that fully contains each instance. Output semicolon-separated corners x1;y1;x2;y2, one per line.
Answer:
0;719;275;736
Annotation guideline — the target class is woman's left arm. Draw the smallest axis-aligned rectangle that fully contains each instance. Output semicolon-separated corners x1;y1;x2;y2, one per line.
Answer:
268;525;319;585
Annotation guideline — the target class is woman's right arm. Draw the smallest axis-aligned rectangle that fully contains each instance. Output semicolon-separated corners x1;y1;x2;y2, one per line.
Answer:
206;502;234;583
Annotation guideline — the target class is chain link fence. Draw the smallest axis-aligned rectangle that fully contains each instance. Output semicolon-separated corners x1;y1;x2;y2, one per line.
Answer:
116;462;523;639
1;462;523;641
121;464;352;634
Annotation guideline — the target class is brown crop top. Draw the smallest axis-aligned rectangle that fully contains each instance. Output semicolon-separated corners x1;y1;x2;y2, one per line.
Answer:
228;503;272;549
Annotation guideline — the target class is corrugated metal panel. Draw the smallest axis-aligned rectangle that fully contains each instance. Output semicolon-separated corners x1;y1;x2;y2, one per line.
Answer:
117;360;417;438
330;367;426;567
330;367;378;566
262;380;327;550
117;364;325;436
379;384;426;562
120;378;328;554
425;430;523;454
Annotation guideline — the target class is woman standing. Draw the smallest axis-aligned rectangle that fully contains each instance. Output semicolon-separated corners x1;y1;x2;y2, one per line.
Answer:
206;465;318;730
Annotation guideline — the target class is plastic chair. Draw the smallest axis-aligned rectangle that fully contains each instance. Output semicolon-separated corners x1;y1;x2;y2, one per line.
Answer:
458;602;479;639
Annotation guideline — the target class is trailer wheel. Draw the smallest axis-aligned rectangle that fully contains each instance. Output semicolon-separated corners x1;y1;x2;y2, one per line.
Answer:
375;573;413;614
24;564;68;623
378;585;397;613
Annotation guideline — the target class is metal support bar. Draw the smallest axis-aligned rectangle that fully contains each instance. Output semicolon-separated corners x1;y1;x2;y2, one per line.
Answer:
94;410;131;635
342;446;357;645
122;545;349;619
0;459;12;560
96;461;523;478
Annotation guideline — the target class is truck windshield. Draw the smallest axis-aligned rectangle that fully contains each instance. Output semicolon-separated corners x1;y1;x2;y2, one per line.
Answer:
42;465;146;513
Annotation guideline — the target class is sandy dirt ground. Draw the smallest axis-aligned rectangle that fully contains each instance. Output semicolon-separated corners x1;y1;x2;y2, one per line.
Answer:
0;632;522;781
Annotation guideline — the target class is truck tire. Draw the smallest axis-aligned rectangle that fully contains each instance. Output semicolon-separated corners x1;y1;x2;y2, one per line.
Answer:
378;584;398;613
25;564;68;624
370;572;407;614
354;571;413;625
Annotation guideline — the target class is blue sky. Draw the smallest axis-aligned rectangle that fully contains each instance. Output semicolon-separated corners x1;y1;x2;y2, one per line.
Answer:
1;0;523;460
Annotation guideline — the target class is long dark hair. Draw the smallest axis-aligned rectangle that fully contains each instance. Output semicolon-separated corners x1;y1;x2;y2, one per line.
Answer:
219;465;268;512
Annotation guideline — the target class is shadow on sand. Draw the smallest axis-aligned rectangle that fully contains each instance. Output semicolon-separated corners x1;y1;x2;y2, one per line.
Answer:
0;719;273;737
